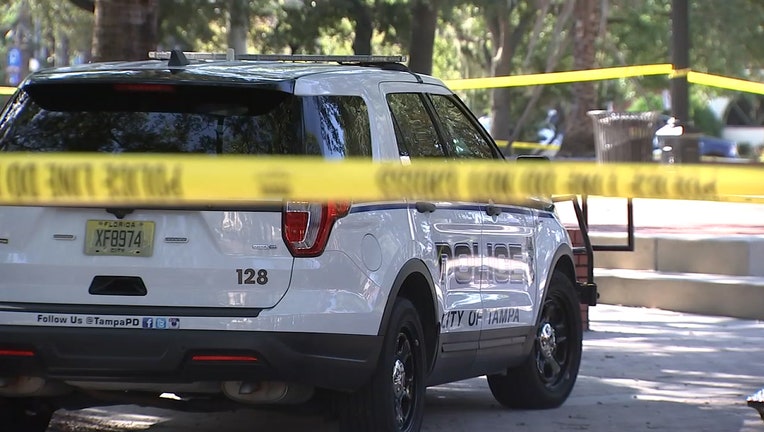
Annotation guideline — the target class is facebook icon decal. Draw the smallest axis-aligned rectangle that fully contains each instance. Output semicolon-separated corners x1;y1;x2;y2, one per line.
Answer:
142;317;153;328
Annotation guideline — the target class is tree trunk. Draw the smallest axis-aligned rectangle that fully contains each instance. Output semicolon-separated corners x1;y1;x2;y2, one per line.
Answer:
92;0;158;62
227;0;249;55
489;5;513;142
350;0;373;55
559;0;602;158
408;0;439;75
56;33;71;67
13;0;33;85
485;3;534;143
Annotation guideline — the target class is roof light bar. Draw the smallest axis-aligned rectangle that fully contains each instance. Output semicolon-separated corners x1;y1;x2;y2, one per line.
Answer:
149;50;407;64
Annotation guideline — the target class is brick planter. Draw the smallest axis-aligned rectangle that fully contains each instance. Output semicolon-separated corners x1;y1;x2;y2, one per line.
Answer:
567;228;591;331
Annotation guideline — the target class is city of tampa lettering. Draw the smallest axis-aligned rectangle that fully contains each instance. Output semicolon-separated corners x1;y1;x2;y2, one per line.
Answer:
441;307;520;329
0;162;183;200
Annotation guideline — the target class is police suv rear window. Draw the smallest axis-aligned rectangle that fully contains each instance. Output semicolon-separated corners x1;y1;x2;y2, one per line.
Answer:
0;84;371;158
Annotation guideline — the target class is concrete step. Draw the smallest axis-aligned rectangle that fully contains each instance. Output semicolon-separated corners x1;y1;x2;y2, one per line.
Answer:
594;268;764;321
591;233;764;277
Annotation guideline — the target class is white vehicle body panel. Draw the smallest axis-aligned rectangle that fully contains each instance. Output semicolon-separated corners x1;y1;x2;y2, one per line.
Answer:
479;206;537;330
0;206;293;308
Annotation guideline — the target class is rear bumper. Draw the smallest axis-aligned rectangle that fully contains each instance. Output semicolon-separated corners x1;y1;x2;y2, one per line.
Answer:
0;326;382;392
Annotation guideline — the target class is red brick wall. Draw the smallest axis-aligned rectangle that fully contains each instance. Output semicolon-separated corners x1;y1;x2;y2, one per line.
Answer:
567;228;590;331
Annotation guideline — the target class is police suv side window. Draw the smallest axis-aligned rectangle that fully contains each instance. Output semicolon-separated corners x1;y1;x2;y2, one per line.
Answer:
386;93;445;158
430;94;498;159
314;95;372;158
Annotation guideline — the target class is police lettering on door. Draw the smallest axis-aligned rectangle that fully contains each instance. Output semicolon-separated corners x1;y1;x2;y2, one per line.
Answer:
436;241;527;285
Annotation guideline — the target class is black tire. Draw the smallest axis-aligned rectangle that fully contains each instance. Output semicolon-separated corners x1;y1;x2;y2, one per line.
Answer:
487;270;583;409
0;398;55;432
339;298;426;432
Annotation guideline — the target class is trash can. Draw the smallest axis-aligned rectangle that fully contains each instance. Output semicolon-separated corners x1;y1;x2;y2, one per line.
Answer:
587;110;661;163
654;117;701;164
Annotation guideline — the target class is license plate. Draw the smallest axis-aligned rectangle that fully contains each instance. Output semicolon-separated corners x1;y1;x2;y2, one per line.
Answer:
84;220;155;257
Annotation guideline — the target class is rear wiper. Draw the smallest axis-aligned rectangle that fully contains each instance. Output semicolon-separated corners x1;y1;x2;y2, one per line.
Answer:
105;208;134;219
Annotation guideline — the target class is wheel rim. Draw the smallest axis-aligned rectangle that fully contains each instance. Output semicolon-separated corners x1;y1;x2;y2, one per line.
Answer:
391;330;416;429
535;292;572;388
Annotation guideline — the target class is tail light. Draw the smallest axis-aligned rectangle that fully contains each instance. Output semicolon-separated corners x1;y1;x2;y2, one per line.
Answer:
282;201;350;257
191;354;258;362
0;349;35;357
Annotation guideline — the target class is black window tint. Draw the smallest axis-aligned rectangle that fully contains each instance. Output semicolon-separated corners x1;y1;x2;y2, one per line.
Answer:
386;93;444;158
430;94;497;159
0;84;307;155
304;96;372;158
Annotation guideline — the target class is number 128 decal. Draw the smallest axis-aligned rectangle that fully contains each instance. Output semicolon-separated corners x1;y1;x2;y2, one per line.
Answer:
236;268;269;285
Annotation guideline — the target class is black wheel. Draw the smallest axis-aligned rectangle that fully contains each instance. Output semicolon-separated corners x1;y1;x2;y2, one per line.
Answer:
487;270;582;409
0;398;55;432
339;298;426;432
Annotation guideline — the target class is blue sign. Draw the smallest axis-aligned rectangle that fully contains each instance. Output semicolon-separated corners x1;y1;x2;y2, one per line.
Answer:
7;48;21;68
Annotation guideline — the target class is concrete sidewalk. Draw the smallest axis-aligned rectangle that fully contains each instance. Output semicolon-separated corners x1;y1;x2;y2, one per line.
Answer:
557;197;764;320
556;197;764;235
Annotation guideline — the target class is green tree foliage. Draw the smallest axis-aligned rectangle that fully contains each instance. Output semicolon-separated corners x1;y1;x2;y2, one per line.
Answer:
3;0;764;156
158;0;221;50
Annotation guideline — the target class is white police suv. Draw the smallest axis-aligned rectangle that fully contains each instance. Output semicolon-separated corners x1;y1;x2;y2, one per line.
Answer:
0;51;595;432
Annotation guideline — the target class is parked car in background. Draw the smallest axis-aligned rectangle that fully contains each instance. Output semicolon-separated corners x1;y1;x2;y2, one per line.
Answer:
653;115;738;159
697;135;739;158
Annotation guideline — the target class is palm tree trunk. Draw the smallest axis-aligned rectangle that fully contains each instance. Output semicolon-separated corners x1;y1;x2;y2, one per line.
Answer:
92;0;158;61
350;0;373;55
408;0;439;75
559;0;602;157
227;0;250;54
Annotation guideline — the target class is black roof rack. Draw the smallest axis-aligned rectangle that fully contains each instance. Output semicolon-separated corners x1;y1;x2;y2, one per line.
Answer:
149;49;407;65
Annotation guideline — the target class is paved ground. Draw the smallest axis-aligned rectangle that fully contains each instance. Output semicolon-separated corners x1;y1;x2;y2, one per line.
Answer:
46;198;764;431
48;305;764;432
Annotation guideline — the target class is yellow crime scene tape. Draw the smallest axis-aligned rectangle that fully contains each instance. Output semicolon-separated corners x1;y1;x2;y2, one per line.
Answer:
443;64;673;90
0;66;763;206
0;153;762;205
495;140;560;151
688;71;764;95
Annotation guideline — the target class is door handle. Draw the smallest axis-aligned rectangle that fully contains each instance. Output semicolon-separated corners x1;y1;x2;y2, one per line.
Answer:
415;202;436;213
485;204;502;216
